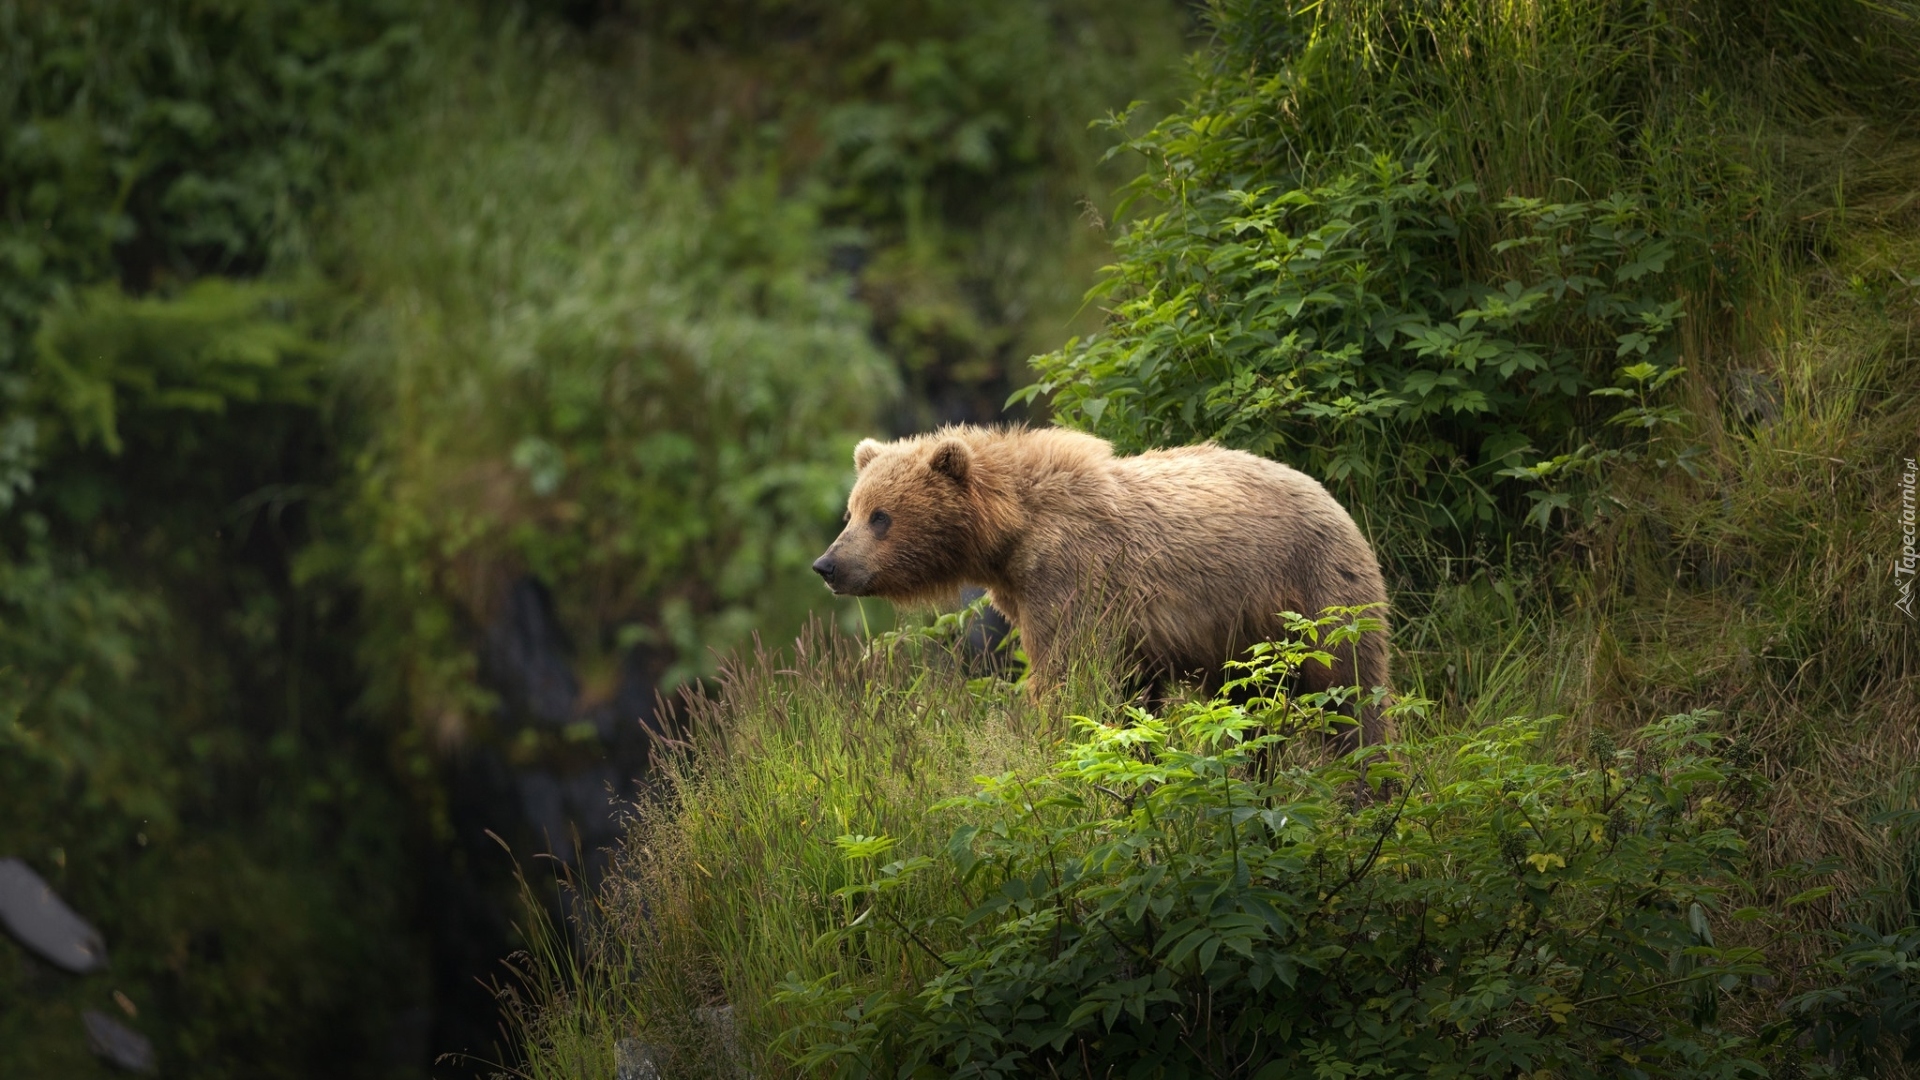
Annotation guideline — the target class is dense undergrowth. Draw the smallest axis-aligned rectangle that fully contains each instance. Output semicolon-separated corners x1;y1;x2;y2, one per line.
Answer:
503;1;1920;1078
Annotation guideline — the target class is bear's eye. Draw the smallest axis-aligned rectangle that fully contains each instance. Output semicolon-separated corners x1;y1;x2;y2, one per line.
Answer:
868;509;892;539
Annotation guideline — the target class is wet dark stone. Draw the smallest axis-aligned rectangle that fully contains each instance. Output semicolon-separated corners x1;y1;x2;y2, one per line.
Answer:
82;1009;155;1073
0;857;108;974
615;1038;662;1080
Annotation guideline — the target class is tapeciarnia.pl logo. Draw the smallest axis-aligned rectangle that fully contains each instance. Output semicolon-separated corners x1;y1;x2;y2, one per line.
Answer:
1898;456;1917;619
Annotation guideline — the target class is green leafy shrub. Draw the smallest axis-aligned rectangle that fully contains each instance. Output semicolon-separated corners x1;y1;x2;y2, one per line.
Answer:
1024;160;1691;534
0;0;417;368
32;279;325;455
1022;0;1919;554
783;615;1779;1079
0;550;167;837
1785;923;1920;1068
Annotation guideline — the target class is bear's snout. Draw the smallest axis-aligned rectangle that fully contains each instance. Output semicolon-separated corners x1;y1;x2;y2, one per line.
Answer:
812;541;874;595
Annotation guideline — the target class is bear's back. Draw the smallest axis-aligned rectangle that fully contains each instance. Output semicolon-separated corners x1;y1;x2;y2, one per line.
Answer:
1093;443;1384;672
1108;444;1350;539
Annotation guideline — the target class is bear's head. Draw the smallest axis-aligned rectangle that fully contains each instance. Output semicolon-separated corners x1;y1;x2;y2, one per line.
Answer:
812;433;995;601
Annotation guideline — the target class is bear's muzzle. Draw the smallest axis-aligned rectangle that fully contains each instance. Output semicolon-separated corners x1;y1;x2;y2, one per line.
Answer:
811;553;840;589
811;543;876;596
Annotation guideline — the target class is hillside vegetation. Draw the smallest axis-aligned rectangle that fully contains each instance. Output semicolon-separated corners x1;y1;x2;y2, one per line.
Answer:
0;0;1182;1074
4;0;1916;1076
505;2;1920;1078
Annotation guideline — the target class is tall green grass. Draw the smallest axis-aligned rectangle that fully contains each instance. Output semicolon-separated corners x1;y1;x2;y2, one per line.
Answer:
500;622;1130;1079
1596;219;1920;936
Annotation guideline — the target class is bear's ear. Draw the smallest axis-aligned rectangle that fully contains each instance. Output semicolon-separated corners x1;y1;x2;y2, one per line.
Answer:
927;437;972;484
853;439;884;472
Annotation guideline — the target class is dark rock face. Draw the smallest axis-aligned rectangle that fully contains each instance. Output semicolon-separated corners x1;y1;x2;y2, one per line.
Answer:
0;857;108;974
475;577;659;868
429;575;662;1072
481;577;582;730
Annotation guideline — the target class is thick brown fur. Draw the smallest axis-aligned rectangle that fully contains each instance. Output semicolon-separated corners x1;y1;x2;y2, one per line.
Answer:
814;426;1392;743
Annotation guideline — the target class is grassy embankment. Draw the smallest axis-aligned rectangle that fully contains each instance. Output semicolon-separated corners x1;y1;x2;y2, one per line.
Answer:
501;2;1920;1077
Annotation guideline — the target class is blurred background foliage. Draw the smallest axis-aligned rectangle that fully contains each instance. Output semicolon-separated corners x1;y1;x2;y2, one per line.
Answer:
327;23;893;735
2;0;425;1075
0;0;1187;1074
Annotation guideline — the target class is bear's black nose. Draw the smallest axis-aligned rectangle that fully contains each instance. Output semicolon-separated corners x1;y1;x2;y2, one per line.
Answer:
811;555;836;583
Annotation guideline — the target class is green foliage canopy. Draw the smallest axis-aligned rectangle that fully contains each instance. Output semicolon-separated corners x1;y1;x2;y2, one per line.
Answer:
0;0;416;353
612;0;1188;423
33;279;324;455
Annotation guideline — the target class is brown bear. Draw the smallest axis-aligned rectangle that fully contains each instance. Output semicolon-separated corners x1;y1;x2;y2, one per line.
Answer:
811;425;1392;743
